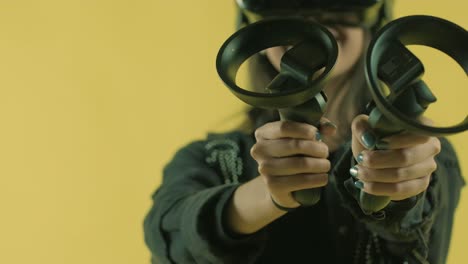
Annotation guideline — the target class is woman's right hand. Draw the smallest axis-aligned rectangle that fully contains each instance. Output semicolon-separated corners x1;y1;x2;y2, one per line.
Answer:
250;120;336;209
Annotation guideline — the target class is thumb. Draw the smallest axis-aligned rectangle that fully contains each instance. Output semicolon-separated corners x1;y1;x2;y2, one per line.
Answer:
319;117;338;136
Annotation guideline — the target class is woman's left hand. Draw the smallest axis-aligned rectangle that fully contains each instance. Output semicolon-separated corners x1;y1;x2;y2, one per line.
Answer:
350;114;441;201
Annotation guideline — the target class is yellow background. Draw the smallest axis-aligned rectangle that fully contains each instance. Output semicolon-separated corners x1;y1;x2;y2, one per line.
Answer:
0;1;466;263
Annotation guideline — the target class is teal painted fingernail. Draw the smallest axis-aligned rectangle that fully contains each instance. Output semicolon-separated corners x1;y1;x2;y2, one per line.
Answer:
354;181;364;189
316;131;322;141
356;153;364;164
349;166;359;178
376;140;389;150
361;131;376;149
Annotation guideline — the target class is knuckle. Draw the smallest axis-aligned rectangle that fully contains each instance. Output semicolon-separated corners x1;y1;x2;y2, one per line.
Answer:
351;115;363;132
318;143;329;158
433;138;442;155
365;151;377;167
357;168;370;181
363;172;376;182
262;175;275;188
322;159;331;172
308;127;317;139
250;144;258;158
290;139;303;151
365;183;377;194
398;149;413;166
418;135;431;145
297;157;309;169
257;161;269;175
394;168;407;181
254;128;263;141
278;121;292;134
429;160;438;173
251;142;269;160
390;183;403;195
298;157;330;172
304;174;328;187
350;118;358;132
318;174;329;186
424;176;431;189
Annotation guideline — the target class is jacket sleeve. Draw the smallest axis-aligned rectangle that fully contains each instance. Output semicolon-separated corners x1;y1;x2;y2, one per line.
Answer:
143;137;268;264
425;138;465;263
332;138;465;263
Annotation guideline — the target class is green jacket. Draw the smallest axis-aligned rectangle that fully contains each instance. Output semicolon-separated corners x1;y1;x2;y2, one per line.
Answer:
144;131;465;264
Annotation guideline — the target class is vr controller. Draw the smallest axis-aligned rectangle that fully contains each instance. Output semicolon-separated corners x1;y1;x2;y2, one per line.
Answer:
216;15;467;216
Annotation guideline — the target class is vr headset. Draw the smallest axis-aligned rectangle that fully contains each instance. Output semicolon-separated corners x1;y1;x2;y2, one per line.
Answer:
236;0;391;29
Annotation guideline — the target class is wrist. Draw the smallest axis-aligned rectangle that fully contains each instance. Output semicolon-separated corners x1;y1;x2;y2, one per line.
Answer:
270;194;299;212
225;176;286;235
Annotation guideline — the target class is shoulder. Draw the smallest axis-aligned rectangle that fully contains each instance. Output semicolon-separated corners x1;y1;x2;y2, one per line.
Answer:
172;131;254;160
205;130;255;152
204;130;257;183
436;137;463;175
434;137;465;208
178;130;256;165
166;130;257;184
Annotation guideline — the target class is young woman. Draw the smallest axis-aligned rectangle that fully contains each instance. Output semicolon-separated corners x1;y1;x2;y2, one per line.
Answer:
144;1;465;263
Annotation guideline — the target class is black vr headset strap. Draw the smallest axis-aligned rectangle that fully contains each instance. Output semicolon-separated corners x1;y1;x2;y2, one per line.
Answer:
235;0;394;31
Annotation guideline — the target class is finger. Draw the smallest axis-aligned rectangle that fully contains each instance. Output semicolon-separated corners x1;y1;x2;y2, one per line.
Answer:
350;158;437;183
265;173;329;193
258;157;331;176
319;118;338;136
255;121;319;141
356;137;441;169
362;116;435;150
251;139;329;159
351;115;375;156
419;115;435;126
350;115;371;165
376;132;431;150
356;175;431;197
377;137;439;168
